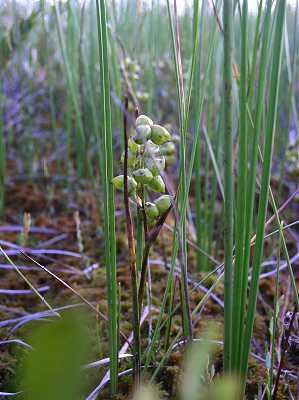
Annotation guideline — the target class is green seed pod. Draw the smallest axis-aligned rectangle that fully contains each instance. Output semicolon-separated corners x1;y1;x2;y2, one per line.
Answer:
134;64;141;74
135;124;151;143
144;140;160;157
112;175;137;195
150;124;171;145
145;156;165;176
131;72;139;81
148;175;165;193
128;176;138;195
128;138;141;153
112;175;123;190
124;57;132;68
154;194;172;214
120;150;137;168
144;202;159;219
159;141;176;156
133;168;153;184
147;217;157;227
136;114;153;127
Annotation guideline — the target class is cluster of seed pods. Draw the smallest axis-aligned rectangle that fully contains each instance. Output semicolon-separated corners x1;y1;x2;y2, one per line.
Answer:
122;57;149;108
112;114;175;224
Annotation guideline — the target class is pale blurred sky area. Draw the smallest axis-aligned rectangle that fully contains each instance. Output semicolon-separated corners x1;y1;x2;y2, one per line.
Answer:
0;0;298;14
3;0;299;13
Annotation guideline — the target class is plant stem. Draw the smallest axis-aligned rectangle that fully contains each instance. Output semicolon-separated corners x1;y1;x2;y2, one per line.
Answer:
123;96;140;385
138;206;172;312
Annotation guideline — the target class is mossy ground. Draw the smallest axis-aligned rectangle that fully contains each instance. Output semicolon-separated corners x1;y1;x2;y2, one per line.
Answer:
0;165;298;398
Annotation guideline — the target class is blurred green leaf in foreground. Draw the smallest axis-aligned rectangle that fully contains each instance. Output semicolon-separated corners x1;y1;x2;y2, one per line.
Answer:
20;312;87;400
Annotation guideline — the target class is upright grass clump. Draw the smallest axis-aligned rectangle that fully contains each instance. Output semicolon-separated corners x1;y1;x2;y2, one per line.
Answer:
166;0;220;342
221;0;288;392
219;0;288;393
55;1;87;178
237;0;273;372
240;0;286;383
128;1;215;371
95;0;118;394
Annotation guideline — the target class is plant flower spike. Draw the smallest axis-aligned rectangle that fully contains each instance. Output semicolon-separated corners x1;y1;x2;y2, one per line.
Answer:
112;114;174;226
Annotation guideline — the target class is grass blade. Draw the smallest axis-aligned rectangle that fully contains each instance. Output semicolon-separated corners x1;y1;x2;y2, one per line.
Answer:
222;0;234;372
95;0;118;393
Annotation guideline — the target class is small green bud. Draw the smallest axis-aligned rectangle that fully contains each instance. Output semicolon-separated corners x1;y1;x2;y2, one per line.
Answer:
133;168;153;184
145;156;165;176
131;72;139;81
134;65;141;74
147;217;157;227
112;175;123;190
144;140;160;157
120;150;137;168
144;202;159;219
135;124;151;143
128;138;141;153
128;176;138;195
150;124;171;145
154;194;172;214
148;175;165;193
159;141;176;156
136;114;153;127
124;57;132;68
112;175;137;195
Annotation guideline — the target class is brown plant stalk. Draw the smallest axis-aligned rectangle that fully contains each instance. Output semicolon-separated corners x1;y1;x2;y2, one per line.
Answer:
123;95;140;384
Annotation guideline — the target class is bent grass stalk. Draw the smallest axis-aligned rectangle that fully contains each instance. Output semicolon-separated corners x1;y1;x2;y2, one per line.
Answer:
0;246;57;316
